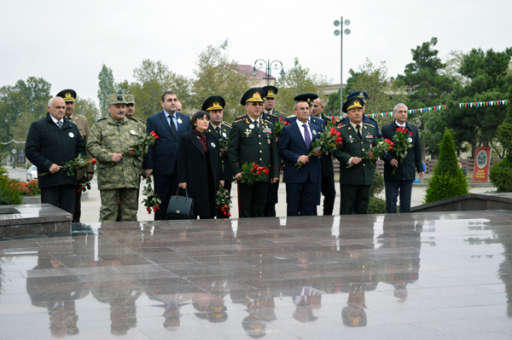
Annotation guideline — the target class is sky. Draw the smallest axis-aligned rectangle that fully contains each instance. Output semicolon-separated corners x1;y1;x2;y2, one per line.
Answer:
1;0;511;105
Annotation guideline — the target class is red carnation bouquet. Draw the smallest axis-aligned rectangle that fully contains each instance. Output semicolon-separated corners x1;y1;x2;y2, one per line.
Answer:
274;116;290;138
240;162;270;185
142;175;161;214
125;131;159;157
216;186;231;217
40;155;96;193
365;138;394;160
392;127;413;160
296;126;342;167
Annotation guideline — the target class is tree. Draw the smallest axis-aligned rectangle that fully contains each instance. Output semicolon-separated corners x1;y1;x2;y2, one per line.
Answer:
75;98;100;126
0;77;51;157
446;47;512;154
425;129;468;203
326;59;403;123
191;46;249;121
489;106;512;192
97;64;115;117
276;58;327;115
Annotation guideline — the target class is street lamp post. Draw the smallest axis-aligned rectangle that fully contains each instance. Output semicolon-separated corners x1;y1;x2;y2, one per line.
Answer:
334;17;351;114
253;59;285;86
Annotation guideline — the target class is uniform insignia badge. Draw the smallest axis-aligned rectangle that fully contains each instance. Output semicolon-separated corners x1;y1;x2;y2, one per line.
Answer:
366;134;373;139
263;127;271;134
349;135;354;143
129;130;137;135
210;142;216;148
407;137;413;143
222;132;227;138
177;118;183;124
68;132;74;138
249;124;255;129
244;129;252;137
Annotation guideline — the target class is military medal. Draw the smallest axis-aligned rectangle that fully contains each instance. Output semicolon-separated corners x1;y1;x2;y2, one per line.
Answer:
210;142;216;148
407;137;413;143
249;124;255;129
222;132;227;138
129;130;137;135
349;134;354;143
263;127;271;134
244;129;252;137
68;132;74;138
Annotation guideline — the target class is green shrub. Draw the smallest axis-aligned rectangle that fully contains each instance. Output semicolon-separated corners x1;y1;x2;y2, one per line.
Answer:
368;197;386;214
490;157;512;192
0;175;22;205
425;129;468;203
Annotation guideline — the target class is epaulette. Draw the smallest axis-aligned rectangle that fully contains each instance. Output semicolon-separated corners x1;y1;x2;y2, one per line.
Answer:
96;116;107;122
221;121;232;128
234;114;246;121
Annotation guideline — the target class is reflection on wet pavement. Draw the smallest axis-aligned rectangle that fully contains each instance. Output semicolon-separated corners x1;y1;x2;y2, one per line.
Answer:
1;211;512;339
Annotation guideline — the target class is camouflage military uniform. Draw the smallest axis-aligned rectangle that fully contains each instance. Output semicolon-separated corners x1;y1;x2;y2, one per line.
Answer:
87;115;145;221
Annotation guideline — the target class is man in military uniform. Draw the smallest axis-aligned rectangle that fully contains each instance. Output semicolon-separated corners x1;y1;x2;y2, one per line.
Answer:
341;91;381;138
203;96;233;216
228;88;280;217
125;94;145;126
87;94;145;221
311;97;336;216
334;96;378;214
56;89;91;223
261;86;285;217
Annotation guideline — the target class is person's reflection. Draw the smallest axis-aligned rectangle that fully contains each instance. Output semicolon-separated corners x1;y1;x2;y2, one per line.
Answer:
90;222;143;336
242;287;276;338
338;220;377;327
292;286;323;323
193;280;228;323
26;242;90;337
491;220;512;317
377;215;422;302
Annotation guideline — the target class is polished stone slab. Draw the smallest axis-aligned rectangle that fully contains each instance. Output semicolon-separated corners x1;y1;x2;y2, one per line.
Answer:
411;193;512;212
0;210;512;339
0;204;71;239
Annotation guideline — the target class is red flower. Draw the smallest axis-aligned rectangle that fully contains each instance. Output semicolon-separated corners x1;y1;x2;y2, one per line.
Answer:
154;204;160;211
91;158;97;164
224;204;228;209
337;123;343;128
409;131;413;136
227;212;231;217
256;170;261;175
147;207;151;214
331;116;336;124
279;117;284;121
329;127;337;136
263;168;269;174
150;131;159;140
251;168;255;173
252;163;258;169
284;121;290;126
117;200;121;206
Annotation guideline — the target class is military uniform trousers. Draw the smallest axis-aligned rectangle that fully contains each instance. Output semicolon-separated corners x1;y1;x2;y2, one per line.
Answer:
238;182;268;218
264;181;279;217
340;184;370;215
100;188;139;221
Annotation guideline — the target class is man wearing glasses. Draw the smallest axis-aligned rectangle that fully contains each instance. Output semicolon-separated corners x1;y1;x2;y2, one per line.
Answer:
228;88;279;217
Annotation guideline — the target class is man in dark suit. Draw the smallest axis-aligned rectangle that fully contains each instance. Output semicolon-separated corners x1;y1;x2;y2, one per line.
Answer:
261;86;285;217
25;97;85;214
311;97;336;216
144;91;191;220
279;99;322;216
334;96;378;214
381;103;424;213
228;88;280;217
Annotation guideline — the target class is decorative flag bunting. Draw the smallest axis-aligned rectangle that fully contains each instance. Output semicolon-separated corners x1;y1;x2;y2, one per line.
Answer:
458;99;508;108
219;39;228;50
368;104;448;119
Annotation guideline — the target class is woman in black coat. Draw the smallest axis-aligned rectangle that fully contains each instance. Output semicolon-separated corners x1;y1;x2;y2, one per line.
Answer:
177;111;224;219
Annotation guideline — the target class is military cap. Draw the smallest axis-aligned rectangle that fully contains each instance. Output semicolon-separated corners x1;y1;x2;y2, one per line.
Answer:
202;96;225;111
346;91;369;105
294;93;318;104
262;85;278;99
56;89;77;102
108;93;128;105
240;88;264;105
124;94;135;104
342;96;364;113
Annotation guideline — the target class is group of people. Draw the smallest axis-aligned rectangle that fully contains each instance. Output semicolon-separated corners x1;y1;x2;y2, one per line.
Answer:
25;85;424;222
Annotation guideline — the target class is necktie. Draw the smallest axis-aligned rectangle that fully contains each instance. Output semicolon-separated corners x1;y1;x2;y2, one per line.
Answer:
303;123;311;149
168;114;176;134
356;125;362;139
57;121;63;128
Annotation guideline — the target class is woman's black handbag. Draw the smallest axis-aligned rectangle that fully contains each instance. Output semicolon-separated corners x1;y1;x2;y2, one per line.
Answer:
166;188;195;219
